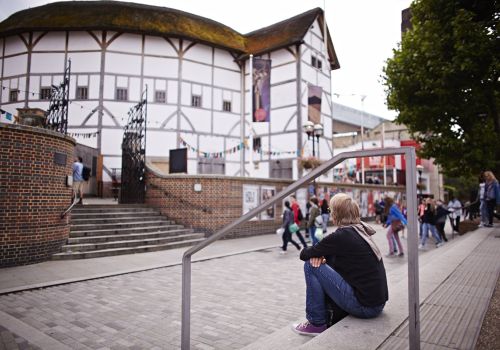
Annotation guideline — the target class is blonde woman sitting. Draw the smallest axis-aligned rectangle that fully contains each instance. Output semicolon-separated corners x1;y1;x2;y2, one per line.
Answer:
293;193;388;336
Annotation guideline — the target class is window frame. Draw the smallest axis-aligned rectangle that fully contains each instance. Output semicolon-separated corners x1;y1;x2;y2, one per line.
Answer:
76;86;89;100
155;90;166;103
222;100;232;112
191;94;202;108
115;87;128;101
9;89;19;102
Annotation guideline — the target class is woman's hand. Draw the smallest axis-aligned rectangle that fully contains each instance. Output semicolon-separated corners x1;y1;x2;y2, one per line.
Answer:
309;257;326;267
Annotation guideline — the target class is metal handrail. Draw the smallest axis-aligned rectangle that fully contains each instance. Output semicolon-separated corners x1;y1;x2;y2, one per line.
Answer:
60;196;80;219
181;147;420;350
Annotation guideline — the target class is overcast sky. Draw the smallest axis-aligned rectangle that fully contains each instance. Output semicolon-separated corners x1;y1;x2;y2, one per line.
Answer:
0;0;413;119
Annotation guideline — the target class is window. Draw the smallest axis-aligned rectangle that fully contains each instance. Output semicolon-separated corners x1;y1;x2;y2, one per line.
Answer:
223;100;231;112
76;86;88;100
198;157;225;175
191;94;202;107
116;88;128;101
9;89;18;102
311;56;317;67
270;159;293;179
40;87;52;100
311;55;322;70
155;90;166;103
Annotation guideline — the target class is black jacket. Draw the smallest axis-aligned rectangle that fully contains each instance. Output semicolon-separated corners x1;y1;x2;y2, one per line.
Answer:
300;226;388;307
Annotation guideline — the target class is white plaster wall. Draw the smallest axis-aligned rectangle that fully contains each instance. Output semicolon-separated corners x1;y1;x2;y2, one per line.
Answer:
3;54;27;76
146;105;176;126
271;82;296;108
68;52;101;73
202;86;211;109
167;81;178;104
144;36;178;56
30;53;65;73
270;63;295;85
89;75;100;99
101;128;124;155
182;60;211;83
183;108;211;133
143;57;178;78
28;76;40;100
107;33;141;53
269;107;296;133
180;82;191;105
4;36;26;56
225;162;240;176
68;31;101;51
105;53;141;75
33;32;65;51
147;130;177;157
270;49;296;67
183;44;212;65
103;75;115;99
212;112;240;136
213;67;240;90
214;48;239;70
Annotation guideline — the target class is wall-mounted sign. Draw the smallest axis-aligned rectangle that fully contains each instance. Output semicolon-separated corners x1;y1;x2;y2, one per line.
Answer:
54;152;67;166
242;185;260;220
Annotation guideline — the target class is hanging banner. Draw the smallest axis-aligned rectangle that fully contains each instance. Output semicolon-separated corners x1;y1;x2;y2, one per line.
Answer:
252;58;271;122
308;85;322;124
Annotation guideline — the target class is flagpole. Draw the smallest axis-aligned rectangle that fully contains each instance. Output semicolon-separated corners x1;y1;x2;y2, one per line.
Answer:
323;0;327;52
249;54;254;169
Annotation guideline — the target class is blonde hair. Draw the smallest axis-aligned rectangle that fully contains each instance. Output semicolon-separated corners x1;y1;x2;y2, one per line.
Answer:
484;171;497;182
329;193;361;226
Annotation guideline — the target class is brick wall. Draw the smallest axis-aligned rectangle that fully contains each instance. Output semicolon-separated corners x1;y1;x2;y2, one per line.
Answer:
145;168;405;239
0;123;75;267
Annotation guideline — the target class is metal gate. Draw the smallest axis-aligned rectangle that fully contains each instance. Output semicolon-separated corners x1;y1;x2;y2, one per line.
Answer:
120;88;147;204
46;59;71;134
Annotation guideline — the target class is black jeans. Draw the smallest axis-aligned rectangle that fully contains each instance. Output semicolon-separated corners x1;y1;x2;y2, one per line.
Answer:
282;229;301;251
435;222;447;241
294;229;308;248
486;199;497;225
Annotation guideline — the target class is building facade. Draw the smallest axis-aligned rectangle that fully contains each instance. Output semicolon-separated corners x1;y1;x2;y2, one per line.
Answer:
0;1;344;184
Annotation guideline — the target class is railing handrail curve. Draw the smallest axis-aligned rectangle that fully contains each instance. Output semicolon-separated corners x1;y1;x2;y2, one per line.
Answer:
181;147;420;350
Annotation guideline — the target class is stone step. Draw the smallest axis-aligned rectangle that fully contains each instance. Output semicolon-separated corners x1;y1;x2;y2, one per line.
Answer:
70;219;174;232
69;224;186;237
71;211;162;220
61;233;206;252
67;229;197;244
72;206;158;214
71;215;164;225
52;238;206;260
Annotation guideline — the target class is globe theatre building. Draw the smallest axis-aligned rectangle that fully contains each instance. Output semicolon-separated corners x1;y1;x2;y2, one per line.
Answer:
0;1;341;186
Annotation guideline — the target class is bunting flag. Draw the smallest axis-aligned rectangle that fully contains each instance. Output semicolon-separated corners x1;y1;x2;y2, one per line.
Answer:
179;137;249;158
68;131;100;138
0;108;13;121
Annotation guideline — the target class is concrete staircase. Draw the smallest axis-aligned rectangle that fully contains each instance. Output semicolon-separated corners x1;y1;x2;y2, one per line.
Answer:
52;204;206;260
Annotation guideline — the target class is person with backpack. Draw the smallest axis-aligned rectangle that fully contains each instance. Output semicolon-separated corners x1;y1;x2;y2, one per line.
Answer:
72;156;84;204
281;201;302;254
320;199;330;233
308;197;322;245
290;195;308;248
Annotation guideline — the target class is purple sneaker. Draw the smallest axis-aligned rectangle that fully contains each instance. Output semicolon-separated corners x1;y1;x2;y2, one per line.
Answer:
292;321;327;337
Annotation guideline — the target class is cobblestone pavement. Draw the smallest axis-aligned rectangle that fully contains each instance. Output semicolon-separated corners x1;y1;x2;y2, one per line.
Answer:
0;248;311;349
0;324;40;350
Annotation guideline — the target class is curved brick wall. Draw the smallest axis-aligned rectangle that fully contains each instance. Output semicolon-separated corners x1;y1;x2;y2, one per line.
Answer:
0;123;75;267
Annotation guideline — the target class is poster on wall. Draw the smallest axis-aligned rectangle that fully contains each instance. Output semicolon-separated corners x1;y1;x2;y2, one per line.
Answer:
252;58;271;122
243;185;260;220
260;186;276;220
308;85;322;124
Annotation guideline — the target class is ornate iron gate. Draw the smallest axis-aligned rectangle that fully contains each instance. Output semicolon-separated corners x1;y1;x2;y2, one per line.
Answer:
120;88;148;203
46;60;71;134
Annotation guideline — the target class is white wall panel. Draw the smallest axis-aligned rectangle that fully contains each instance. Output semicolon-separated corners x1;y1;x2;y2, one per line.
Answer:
143;78;154;102
318;74;331;93
69;52;101;73
271;82;296;108
4;36;26;56
103;75;115;99
68;31;101;50
167;81;178;104
270;133;297;156
214;48;238;69
212;112;239;136
183;60;211;83
116;76;127;87
101;128;124;155
129;77;141;101
183;108;211;133
270;49;296;67
144;36;178;56
202;86;211;109
269;107;296;133
69;75;77;99
181;82;191;105
302;64;319;85
31;53;65;73
102;156;122;181
107;33;141;53
105;53;141;75
199;135;224;153
183;44;212;64
41;75;51;86
89;75;100;99
213;67;239;90
147;105;176;126
213;88;222;110
310;20;323;38
270;63;295;84
4;55;27;76
233;92;241;113
225;162;240;176
28;76;40;100
33;32;65;51
143;57;178;78
69;128;98;148
77;75;89;86
105;102;130;126
147;130;177;157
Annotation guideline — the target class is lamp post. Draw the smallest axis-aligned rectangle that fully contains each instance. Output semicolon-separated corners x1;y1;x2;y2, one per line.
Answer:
303;121;323;157
416;164;424;199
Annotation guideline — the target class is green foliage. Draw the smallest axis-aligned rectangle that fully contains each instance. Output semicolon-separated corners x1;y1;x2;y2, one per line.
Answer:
383;0;500;179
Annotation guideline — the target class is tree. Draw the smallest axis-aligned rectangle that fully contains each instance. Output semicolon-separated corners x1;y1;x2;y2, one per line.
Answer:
383;0;499;179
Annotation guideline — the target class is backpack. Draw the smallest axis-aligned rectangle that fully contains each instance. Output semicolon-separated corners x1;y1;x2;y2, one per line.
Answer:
297;208;304;221
82;166;91;181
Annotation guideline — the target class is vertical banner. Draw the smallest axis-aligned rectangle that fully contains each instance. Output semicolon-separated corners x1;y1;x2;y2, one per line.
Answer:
308;85;322;124
252;58;271;122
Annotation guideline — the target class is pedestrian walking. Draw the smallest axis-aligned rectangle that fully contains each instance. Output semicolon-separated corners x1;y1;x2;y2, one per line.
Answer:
435;200;451;242
72;156;84;204
484;171;500;227
281;201;301;254
383;197;406;257
419;198;444;249
320;199;330;233
290;195;308;248
292;193;387;337
308;197;321;245
447;196;462;234
478;173;488;227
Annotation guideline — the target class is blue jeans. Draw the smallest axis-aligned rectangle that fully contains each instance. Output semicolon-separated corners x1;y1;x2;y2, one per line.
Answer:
309;226;319;245
420;223;442;246
304;261;385;325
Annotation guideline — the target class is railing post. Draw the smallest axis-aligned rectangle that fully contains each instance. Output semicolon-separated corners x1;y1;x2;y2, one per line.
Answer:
405;148;420;350
181;255;191;350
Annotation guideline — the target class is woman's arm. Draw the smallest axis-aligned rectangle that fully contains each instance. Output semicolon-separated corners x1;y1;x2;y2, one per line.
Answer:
300;231;338;260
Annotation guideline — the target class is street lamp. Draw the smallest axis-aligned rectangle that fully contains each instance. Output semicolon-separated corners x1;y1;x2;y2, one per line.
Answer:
416;164;424;199
303;121;323;157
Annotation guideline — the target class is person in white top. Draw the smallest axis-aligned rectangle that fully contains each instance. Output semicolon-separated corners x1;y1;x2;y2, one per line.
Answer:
447;197;462;234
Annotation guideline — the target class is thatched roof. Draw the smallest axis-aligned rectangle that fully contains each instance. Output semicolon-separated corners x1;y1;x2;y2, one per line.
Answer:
0;1;339;69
